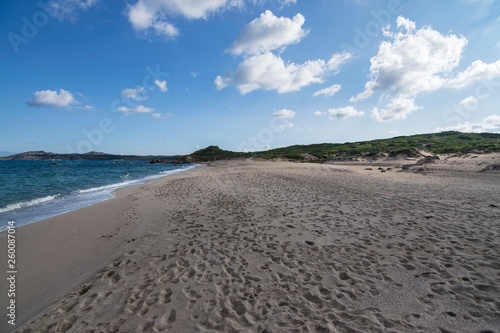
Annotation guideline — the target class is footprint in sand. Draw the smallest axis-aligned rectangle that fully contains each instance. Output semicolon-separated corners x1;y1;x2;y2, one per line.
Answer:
154;309;177;331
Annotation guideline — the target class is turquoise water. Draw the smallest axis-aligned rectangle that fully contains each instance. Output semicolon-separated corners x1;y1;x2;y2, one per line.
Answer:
0;160;197;230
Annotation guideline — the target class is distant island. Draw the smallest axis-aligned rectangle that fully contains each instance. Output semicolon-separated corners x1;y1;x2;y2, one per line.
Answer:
0;151;187;163
2;131;500;163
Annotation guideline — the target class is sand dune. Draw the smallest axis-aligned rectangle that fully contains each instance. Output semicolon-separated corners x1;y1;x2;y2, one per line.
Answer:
3;159;500;332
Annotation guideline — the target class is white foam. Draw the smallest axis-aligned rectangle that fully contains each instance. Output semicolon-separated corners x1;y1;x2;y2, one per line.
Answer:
0;194;60;213
77;180;138;194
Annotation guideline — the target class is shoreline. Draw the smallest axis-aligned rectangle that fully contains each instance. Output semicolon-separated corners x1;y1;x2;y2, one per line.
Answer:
0;165;204;332
0;164;200;232
1;158;499;332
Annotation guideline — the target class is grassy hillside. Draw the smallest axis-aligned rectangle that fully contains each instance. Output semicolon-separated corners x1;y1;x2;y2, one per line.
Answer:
188;132;500;163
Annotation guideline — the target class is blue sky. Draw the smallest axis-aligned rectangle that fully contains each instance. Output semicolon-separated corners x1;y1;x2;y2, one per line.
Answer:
0;0;499;155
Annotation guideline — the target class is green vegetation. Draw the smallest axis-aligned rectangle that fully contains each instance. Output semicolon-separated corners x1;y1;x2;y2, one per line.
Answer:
188;132;500;163
187;146;247;162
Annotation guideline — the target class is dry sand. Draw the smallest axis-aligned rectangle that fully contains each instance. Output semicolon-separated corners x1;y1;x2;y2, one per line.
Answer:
1;157;500;333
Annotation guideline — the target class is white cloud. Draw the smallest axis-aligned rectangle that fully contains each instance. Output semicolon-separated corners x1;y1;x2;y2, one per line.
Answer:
216;51;350;94
327;106;364;119
271;109;295;119
229;10;307;55
216;10;351;95
350;16;500;123
372;96;422;122
446;60;500;89
433;115;500;133
152;21;179;38
27;89;85;109
327;52;353;72
459;96;479;109
122;86;148;101
352;16;500;103
352;16;468;101
154;80;168;92
44;0;99;20
118;105;154;114
313;84;341;97
279;122;294;130
313;110;323;116
216;52;327;94
127;0;241;38
151;112;173;118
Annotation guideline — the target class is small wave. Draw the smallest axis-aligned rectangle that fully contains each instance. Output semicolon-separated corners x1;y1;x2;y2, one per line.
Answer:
77;180;139;194
0;194;60;213
160;164;199;175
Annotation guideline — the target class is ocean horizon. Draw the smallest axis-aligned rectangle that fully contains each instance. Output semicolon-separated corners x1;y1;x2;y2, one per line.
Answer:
0;160;197;230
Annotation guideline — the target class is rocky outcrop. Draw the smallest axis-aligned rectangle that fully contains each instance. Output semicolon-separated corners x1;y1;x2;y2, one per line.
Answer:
481;164;500;172
417;155;440;164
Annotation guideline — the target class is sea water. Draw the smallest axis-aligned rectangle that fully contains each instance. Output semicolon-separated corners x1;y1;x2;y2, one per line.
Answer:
0;160;197;230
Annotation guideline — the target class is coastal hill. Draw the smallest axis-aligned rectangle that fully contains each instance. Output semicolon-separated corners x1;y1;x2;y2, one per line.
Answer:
0;150;183;162
2;131;500;163
186;131;500;162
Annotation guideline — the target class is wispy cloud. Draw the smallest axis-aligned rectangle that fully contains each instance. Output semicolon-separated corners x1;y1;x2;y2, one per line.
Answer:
151;112;173;118
313;84;341;97
44;0;99;20
118;105;154;114
122;86;148;102
433;115;500;133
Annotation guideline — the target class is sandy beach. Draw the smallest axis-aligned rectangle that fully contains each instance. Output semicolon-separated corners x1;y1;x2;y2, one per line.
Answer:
2;156;500;333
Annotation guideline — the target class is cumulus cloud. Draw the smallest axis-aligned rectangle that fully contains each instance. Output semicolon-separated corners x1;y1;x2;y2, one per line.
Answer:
313;110;323;116
351;16;468;102
349;16;500;122
313;84;341;97
216;51;351;94
216;11;352;94
271;109;295;119
154;79;168;92
229;10;307;55
44;0;99;20
352;16;500;103
27;89;90;109
117;105;154;114
215;52;326;94
122;86;148;101
433;115;500;133
127;0;241;38
327;106;364;119
372;96;422;122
